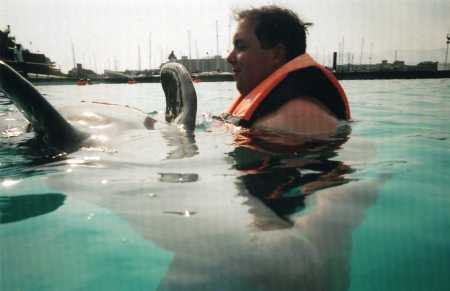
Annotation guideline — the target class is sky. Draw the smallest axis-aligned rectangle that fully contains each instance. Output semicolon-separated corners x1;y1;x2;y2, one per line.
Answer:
1;0;449;73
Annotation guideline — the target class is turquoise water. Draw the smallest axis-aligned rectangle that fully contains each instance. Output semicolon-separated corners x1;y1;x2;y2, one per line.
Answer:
346;79;450;291
1;79;449;291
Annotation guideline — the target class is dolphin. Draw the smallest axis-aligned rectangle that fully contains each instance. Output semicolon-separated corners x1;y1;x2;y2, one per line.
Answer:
0;60;197;152
0;59;388;291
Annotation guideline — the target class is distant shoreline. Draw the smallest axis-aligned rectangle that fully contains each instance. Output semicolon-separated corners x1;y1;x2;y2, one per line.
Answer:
30;70;450;85
335;70;450;80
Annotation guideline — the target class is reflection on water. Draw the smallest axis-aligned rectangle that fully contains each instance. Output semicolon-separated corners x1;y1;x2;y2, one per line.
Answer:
159;173;199;183
230;125;354;225
162;127;198;159
168;124;384;291
137;119;386;291
163;210;198;216
0;92;11;105
0;142;69;180
0;193;65;224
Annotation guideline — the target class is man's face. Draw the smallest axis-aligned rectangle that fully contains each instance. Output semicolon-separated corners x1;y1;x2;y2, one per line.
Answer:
227;19;283;96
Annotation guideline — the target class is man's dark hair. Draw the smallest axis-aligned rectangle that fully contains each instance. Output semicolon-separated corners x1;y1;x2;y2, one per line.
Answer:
235;6;312;60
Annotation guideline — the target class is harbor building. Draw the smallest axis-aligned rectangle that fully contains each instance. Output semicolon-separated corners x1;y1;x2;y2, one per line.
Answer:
163;55;232;74
336;60;439;73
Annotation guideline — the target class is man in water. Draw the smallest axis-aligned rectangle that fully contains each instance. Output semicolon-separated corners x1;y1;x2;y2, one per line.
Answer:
1;6;349;152
223;6;351;136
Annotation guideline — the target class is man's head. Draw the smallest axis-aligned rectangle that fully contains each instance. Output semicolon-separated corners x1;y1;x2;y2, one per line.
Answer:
227;6;311;95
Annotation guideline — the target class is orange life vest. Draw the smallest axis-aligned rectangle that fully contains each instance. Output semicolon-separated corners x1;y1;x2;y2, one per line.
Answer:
225;54;351;126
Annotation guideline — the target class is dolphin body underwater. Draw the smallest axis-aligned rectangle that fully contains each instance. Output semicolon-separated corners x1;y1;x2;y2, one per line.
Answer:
0;60;386;291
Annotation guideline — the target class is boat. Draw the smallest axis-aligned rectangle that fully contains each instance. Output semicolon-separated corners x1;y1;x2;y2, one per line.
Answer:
77;79;91;85
191;76;202;83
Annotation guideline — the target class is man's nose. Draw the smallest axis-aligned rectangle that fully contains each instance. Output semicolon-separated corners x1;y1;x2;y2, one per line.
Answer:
227;49;236;65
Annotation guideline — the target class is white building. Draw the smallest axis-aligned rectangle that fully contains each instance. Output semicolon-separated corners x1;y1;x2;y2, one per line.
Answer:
175;55;232;73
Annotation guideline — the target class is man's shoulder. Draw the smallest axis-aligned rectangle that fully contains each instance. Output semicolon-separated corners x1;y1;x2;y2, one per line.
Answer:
253;97;338;136
253;66;348;123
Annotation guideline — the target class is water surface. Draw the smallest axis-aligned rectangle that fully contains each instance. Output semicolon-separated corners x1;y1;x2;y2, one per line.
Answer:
1;79;449;291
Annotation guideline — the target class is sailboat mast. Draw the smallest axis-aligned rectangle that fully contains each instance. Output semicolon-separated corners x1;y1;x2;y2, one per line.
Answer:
138;45;141;71
216;20;219;56
195;40;199;59
71;42;76;69
360;37;365;65
188;30;192;59
149;33;152;70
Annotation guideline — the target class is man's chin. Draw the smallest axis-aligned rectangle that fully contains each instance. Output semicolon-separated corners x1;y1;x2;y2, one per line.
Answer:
236;83;246;96
236;80;248;95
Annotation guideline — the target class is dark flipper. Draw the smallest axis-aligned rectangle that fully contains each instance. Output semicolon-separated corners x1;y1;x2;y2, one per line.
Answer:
0;60;88;151
160;63;197;131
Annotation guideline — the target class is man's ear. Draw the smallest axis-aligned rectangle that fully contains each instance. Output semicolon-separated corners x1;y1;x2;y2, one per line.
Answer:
271;43;288;69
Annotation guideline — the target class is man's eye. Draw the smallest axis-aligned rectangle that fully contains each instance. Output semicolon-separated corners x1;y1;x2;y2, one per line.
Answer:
235;42;247;51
